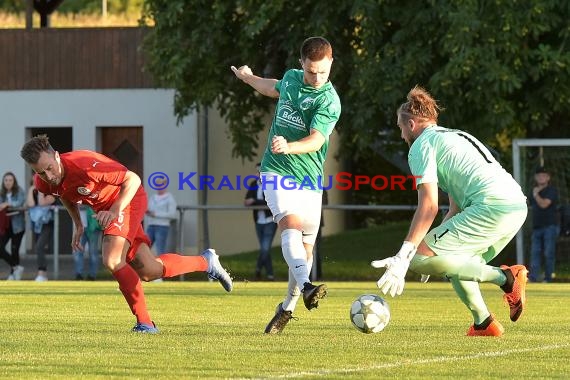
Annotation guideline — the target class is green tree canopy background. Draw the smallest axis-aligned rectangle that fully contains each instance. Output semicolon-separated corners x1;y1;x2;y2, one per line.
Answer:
141;0;570;164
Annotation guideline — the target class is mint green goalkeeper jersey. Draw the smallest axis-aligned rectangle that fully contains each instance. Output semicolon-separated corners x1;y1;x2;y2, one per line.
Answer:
260;69;341;191
408;125;526;209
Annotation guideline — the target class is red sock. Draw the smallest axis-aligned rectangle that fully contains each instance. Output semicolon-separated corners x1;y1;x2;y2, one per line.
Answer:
112;265;152;325
159;254;208;278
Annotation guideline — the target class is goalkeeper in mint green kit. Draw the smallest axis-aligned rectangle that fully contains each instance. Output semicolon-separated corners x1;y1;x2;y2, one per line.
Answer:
372;86;528;336
231;37;340;334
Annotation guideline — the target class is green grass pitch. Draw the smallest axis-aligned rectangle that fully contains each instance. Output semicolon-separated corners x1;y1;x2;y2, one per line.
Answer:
0;281;569;379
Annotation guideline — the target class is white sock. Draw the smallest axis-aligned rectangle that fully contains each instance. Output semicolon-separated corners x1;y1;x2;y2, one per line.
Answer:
282;269;300;311
281;229;310;289
282;255;314;312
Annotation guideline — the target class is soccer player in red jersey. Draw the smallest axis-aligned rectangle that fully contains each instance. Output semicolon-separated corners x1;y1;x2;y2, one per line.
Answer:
21;135;233;333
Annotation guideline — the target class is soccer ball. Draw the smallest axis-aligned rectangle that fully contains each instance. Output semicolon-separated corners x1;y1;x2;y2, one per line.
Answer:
349;294;391;333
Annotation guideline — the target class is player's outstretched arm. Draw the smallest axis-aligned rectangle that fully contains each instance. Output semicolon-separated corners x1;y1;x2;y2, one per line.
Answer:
230;65;279;98
371;183;439;296
404;182;439;246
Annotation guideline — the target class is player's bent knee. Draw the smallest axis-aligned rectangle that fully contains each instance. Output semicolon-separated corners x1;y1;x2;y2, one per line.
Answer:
133;262;164;282
138;273;157;282
103;258;125;272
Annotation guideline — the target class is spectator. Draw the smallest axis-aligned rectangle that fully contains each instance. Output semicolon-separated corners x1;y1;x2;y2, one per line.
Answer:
146;182;178;256
146;182;177;283
27;181;56;282
73;206;102;280
529;166;559;283
244;163;277;281
0;172;26;281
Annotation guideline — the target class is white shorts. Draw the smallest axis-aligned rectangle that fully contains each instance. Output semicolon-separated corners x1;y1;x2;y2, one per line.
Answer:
261;172;322;245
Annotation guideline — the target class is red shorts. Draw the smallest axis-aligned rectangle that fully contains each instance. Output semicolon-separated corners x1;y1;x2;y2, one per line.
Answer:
103;191;151;263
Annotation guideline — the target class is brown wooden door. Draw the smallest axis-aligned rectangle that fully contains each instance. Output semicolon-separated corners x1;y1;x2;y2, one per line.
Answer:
100;127;143;179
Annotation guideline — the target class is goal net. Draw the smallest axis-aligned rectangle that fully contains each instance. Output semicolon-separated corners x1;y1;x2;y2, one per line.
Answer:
512;139;570;264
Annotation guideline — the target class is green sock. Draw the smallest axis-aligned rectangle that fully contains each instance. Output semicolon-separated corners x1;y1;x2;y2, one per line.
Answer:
410;254;506;285
410;254;507;325
449;278;490;325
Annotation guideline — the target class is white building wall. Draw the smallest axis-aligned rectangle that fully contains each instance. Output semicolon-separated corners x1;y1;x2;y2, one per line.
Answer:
0;89;198;254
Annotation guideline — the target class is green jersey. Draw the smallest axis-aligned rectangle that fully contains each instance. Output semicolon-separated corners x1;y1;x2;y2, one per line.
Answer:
408;125;525;209
261;69;341;191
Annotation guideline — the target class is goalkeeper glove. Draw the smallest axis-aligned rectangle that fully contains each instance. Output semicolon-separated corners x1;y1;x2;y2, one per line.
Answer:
371;241;417;297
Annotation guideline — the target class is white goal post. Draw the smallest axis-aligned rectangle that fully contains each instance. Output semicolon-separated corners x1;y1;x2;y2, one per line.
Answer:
512;138;570;264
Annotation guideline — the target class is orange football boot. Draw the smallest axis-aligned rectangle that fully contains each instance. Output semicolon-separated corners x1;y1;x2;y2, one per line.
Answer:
500;264;528;322
466;318;504;337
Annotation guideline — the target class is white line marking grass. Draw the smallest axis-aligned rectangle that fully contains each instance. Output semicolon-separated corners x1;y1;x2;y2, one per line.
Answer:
243;343;570;379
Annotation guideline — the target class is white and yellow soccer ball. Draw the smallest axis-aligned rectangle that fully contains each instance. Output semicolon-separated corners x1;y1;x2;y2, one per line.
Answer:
349;294;391;333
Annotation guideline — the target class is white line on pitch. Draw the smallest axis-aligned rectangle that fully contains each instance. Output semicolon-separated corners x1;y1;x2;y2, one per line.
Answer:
240;343;570;379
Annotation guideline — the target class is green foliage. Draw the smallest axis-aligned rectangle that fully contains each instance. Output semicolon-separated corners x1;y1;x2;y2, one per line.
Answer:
141;0;357;161
142;0;570;164
0;0;23;12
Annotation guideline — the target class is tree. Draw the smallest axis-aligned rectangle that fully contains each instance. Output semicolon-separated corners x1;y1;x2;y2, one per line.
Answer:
141;0;570;163
141;0;357;161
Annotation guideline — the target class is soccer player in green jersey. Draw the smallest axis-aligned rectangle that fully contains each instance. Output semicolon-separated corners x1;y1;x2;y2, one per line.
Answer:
372;86;528;336
231;36;341;334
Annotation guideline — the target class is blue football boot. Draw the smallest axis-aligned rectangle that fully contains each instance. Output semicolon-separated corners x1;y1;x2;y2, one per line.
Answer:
132;321;159;334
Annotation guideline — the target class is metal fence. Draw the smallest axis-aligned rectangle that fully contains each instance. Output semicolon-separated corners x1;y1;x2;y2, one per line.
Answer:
46;204;426;279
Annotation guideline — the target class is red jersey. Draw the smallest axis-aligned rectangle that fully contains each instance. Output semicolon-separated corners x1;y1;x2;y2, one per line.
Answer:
34;150;146;211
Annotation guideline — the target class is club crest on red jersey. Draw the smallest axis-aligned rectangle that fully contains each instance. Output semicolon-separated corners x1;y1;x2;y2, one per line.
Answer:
77;187;92;196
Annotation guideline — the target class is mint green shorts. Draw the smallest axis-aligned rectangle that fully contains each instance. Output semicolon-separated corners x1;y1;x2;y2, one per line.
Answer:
425;203;528;263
